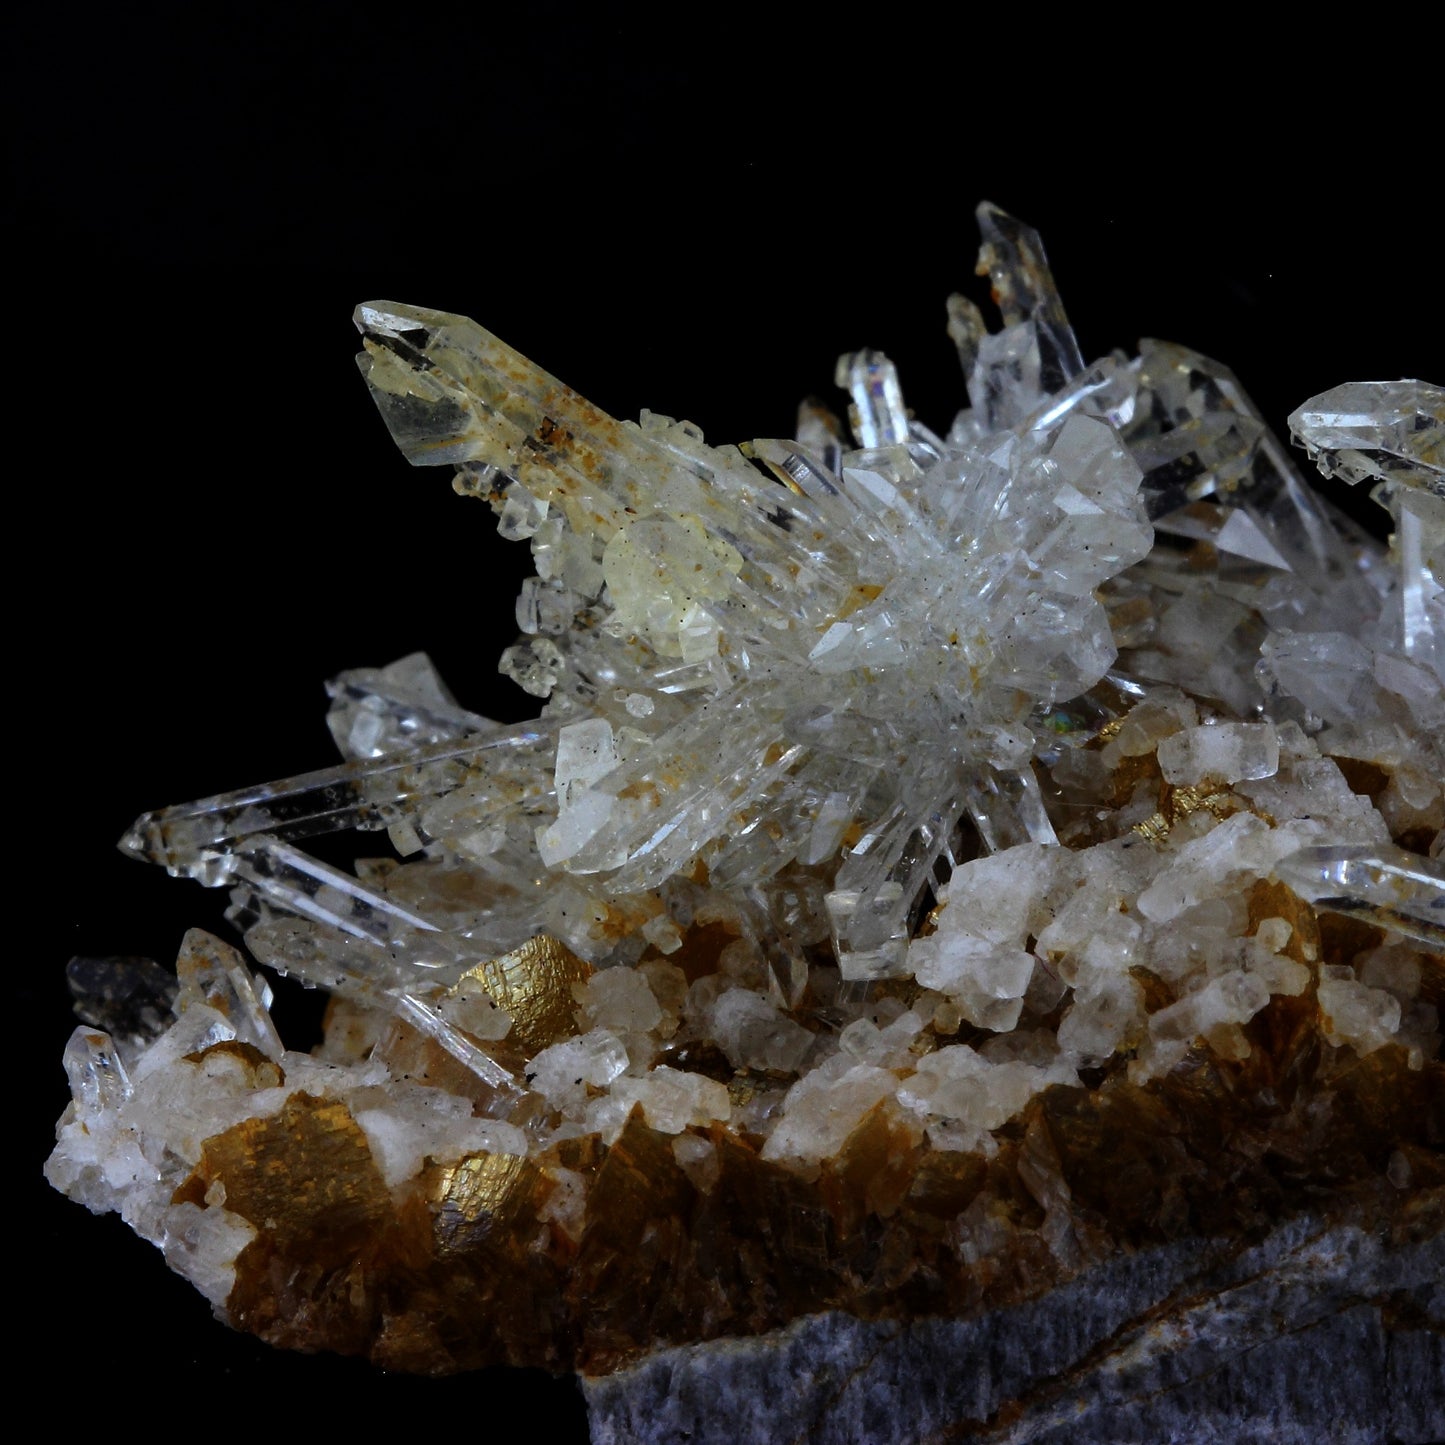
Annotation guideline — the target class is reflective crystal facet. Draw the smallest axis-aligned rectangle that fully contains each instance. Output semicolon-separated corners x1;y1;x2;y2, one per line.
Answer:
1274;843;1445;948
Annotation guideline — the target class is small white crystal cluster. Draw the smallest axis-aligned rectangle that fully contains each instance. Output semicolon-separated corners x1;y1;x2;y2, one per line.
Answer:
53;206;1443;1311
47;929;533;1308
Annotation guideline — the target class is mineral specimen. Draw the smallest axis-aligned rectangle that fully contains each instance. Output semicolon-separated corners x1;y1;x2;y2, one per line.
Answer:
47;204;1444;1435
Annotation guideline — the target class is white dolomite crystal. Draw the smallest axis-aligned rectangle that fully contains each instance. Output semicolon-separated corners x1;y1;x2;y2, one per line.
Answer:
49;205;1444;1351
1157;722;1280;785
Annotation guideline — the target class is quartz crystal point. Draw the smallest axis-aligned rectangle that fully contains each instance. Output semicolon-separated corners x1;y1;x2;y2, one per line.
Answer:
326;650;498;760
1274;843;1445;949
1290;379;1444;679
973;200;1085;397
49;206;1444;1421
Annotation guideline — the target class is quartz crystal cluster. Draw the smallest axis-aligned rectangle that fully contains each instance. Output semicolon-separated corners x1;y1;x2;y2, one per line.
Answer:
48;205;1443;1380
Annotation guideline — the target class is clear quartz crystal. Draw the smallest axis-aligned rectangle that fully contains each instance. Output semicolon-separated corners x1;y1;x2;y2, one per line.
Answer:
326;651;497;760
174;928;283;1058
62;1026;132;1124
1288;381;1444;495
973;201;1084;395
836;350;910;449
1290;380;1444;680
1274;843;1445;949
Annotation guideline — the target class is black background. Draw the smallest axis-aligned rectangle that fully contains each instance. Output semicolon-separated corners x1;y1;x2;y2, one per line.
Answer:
15;8;1438;1434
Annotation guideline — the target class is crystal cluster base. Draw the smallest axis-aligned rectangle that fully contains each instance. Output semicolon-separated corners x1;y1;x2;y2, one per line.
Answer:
47;206;1443;1424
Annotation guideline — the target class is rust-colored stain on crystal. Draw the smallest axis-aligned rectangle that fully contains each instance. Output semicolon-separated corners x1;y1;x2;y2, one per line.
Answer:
182;1038;286;1089
179;1092;391;1262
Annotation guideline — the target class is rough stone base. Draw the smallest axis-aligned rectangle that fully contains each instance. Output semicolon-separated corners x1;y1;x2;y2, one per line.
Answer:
584;1211;1444;1444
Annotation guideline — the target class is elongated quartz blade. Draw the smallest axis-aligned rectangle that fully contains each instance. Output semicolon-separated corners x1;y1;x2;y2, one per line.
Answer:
119;726;558;881
1290;380;1444;676
975;200;1084;395
1274;843;1445;949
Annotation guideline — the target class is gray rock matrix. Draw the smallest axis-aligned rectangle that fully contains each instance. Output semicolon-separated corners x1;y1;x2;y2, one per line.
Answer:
585;1212;1444;1444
